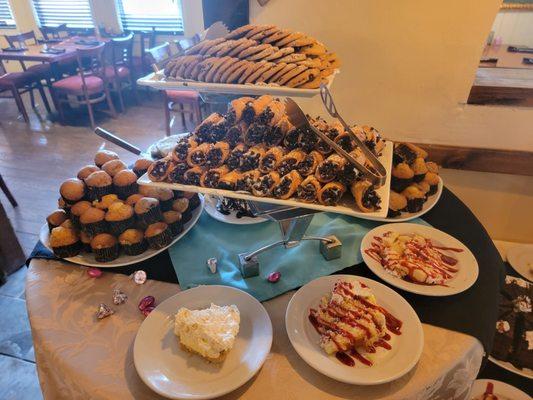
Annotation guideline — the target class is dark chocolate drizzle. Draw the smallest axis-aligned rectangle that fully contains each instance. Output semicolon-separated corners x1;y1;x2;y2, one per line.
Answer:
297;183;318;201
246;123;267;145
205;148;224;168
272;177;292;198
184;171;201;186
226;149;244;170
362;186;381;210
260;154;277;172
284;128;300;150
317;161;340;182
167;163;188;183
150;160;170;178
240;152;261;171
226;125;242;147
321;187;343;205
278;159;298;177
264;125;284;146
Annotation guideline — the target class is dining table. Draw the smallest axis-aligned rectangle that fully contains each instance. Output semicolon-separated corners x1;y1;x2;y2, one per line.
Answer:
24;186;507;400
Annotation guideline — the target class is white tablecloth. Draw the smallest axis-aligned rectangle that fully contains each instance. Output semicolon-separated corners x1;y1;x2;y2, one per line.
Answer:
26;259;483;400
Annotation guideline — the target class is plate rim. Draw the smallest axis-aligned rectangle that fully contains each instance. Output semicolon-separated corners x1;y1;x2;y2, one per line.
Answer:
285;274;424;385
470;378;532;399
360;222;479;297
506;244;533;283
203;194;268;225
488;356;533;380
133;285;273;399
39;195;204;268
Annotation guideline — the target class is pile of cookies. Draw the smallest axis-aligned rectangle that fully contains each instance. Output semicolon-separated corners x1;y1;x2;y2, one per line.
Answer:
46;150;200;263
163;24;339;89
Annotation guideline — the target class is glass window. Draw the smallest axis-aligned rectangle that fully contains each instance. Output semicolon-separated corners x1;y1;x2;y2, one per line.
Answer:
0;0;15;28
32;0;94;28
117;0;184;34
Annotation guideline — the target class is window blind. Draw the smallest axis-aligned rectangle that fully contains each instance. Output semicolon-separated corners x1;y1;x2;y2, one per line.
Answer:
32;0;94;28
117;0;184;34
0;0;15;28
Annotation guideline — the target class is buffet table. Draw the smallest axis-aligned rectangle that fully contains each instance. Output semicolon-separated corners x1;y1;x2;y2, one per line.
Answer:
25;188;504;400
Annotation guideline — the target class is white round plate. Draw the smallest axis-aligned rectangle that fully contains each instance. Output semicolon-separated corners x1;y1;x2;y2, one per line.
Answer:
361;223;479;296
39;196;204;268
204;195;267;225
488;356;533;380
470;379;530;400
134;285;273;399
372;177;443;223
507;244;533;282
285;275;424;385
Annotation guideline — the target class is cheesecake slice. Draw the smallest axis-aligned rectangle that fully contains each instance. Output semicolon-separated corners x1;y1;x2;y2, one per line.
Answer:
174;303;240;362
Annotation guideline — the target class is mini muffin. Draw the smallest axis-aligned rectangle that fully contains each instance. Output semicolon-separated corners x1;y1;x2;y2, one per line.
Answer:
126;194;144;207
172;198;191;223
105;202;135;236
412;157;428;183
60;219;75;229
70;200;92;228
387;191;408;218
94;150;119;168
113;169;139;200
59;178;86;204
77;165;100;180
79;207;107;236
133;158;153;177
90;233;120;262
402;185;426;213
163;210;183;236
57;196;69;212
391;162;414;193
423;172;440;196
157;188;175;211
173;190;185;199
49;227;81;258
182;191;200;210
80;231;92;252
102;159;127;177
84;170;113;201
144;222;173;249
134;197;162;228
118;228;147;256
47;209;68;232
93;194;122;210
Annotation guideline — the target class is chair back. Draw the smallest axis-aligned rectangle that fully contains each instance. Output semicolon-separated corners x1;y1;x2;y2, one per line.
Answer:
4;31;38;48
69;27;96;37
139;28;156;56
146;42;172;72
110;32;134;71
75;43;108;90
40;24;68;41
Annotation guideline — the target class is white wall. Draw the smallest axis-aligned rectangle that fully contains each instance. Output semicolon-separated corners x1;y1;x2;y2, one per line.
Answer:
491;10;533;47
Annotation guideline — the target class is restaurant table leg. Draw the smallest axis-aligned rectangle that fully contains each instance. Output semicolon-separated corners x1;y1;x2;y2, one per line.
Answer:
10;86;29;123
36;82;52;114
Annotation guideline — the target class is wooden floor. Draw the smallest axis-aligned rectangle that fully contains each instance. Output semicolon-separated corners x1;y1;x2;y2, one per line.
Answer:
0;92;192;256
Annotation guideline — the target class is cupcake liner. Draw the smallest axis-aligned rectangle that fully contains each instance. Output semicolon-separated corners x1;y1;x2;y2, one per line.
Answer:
136;206;163;229
87;184;113;201
81;220;108;236
173;190;185;199
146;227;173;249
115;183;139;200
160;199;174;212
427;184;438;196
413;173;426;183
182;210;192;225
406;198;425;213
390;177;412;193
168;221;184;236
108;216;136;236
93;243;120;262
82;243;92;253
48;222;60;233
187;195;200;210
52;241;82;258
61;195;84;206
134;168;148;178
121;240;148;256
71;215;82;230
387;209;402;218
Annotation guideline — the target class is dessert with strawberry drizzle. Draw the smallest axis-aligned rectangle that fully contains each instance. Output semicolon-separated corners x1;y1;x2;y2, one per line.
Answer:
364;231;463;285
473;382;499;400
309;279;402;367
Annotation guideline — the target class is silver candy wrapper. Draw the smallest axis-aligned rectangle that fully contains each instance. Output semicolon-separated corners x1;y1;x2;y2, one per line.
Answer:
112;288;127;305
207;257;218;274
96;303;114;319
132;270;147;285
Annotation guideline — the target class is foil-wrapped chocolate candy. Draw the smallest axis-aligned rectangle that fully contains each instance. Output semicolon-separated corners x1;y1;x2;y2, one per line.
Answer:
112;288;127;305
131;270;147;285
207;257;218;274
96;303;114;319
268;271;281;283
88;267;103;278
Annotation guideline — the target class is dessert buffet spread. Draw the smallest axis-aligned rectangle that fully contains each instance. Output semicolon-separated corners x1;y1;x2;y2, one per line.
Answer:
164;24;339;89
141;95;393;218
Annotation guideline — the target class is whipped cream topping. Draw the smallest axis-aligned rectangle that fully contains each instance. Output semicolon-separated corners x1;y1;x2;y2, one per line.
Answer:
496;320;510;334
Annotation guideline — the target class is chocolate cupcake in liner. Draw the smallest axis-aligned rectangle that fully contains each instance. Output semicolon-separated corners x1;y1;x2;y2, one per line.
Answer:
423;172;440;196
183;192;200;210
144;222;173;249
47;209;68;233
94;150;119;168
113;169;139;200
118;229;147;256
79;207;107;236
84;170;113;201
105;202;136;236
49;227;81;258
70;200;92;229
157;188;175;212
91;233;120;262
132;158;153;178
59;178;86;205
172;198;191;224
402;185;426;213
163;211;184;236
412;157;428;183
134;197;162;228
391;162;414;193
387;191;408;218
80;231;92;253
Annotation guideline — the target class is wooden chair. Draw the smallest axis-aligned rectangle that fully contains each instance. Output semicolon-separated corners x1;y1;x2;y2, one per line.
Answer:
0;174;17;207
0;61;51;122
106;33;137;111
132;28;156;77
40;24;68;41
146;42;201;136
51;43;116;129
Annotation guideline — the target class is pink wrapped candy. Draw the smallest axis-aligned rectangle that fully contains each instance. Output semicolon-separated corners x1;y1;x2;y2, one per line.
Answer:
88;267;103;278
268;271;281;283
138;295;155;311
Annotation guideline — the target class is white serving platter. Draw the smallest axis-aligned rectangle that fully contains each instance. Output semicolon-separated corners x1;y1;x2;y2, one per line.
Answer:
470;379;531;400
285;275;424;385
39;196;204;268
138;141;393;220
360;223;479;297
507;244;533;282
488;356;533;380
137;69;338;99
204;194;268;225
134;285;273;399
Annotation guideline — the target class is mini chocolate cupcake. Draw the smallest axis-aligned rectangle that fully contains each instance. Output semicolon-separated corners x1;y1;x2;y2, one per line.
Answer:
105;202;135;236
157;188;175;212
77;165;100;180
144;222;173;249
182;191;200;210
423;172;440;196
60;178;86;205
102;159;127;177
163;211;183;236
94;150;119;168
47;209;68;232
391;162;414;193
93;194;121;210
387;191;408;218
126;194;144;207
172;198;191;224
113;169;139;200
412;157;428;183
84;170;113;201
134;197;162;228
80;231;92;252
90;233;120;262
49;227;81;258
70;200;92;229
79;207;107;235
402;185;426;213
118;229;147;255
132;158;153;177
